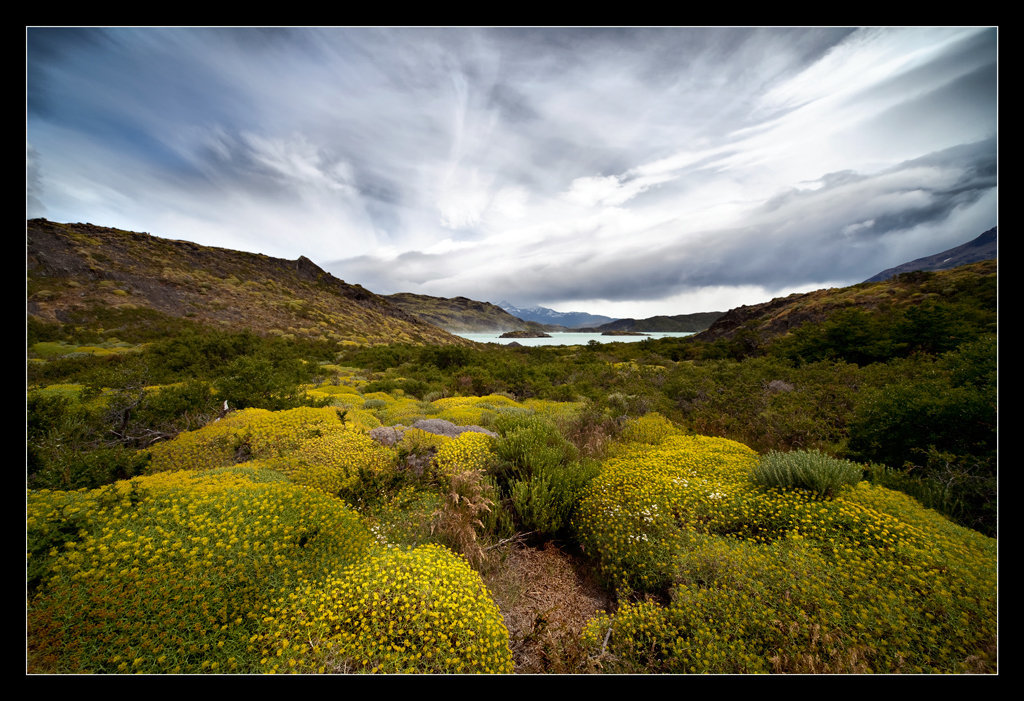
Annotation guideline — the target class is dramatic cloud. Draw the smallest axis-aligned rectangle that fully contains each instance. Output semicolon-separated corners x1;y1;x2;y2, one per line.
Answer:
27;27;997;317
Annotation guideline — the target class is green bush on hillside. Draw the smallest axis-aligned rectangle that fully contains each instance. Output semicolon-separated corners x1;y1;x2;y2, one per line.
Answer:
751;449;862;498
490;414;596;538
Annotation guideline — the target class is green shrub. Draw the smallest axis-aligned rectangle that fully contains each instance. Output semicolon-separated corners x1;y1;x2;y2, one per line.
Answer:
489;414;595;537
751;449;862;498
492;414;578;481
508;458;599;537
213;355;322;410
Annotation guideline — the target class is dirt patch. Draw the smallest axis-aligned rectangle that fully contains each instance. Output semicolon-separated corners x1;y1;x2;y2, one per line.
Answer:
482;542;612;674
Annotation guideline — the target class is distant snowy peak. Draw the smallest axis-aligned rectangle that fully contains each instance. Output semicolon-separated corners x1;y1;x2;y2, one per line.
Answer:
498;301;619;329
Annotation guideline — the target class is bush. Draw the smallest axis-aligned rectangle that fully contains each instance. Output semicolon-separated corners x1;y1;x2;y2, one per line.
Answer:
575;435;760;593
27;468;374;673
257;544;514;674
507;458;599;538
430;467;496;569
492;414;578;480
489;414;595;538
618;412;679;445
576;435;997;673
751;449;863;498
214;355;322;410
431;432;496;481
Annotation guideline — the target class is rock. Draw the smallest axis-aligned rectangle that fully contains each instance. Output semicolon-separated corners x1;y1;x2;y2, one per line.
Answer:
368;425;406;446
412;418;498;439
766;379;795;394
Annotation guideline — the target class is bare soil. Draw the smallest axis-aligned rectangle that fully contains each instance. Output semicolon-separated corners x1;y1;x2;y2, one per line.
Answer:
481;542;612;674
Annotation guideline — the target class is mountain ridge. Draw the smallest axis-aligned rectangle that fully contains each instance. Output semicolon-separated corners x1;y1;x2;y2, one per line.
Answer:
864;227;997;283
578;311;725;333
695;258;996;348
497;301;617;329
384;292;553;334
26;219;471;347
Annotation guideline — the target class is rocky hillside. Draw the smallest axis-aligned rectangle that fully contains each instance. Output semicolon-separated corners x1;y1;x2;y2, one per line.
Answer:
27;219;471;346
864;228;996;283
695;259;997;346
384;292;553;334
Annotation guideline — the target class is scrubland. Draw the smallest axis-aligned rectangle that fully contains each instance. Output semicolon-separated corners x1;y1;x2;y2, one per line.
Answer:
27;341;996;674
26;262;996;673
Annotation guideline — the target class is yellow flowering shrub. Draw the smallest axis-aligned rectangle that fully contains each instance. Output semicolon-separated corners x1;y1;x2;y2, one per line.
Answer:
520;399;586;421
306;383;363;397
431;432;496;481
257;544;514;674
145;406;349;473
27;468;374;674
576;435;758;591
430;394;521;411
372;396;428;426
618;412;681;445
341;407;383;431
396;428;453;456
252;428;396;495
304;383;364;406
430;394;524;426
576;434;998;673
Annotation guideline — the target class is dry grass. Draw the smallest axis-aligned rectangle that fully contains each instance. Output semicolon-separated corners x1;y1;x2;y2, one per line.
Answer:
482;542;612;674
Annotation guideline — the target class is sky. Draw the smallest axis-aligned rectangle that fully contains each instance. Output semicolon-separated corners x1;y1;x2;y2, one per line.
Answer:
26;27;997;318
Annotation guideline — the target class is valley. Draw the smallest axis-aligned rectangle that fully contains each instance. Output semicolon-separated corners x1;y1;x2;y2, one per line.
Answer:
26;220;998;675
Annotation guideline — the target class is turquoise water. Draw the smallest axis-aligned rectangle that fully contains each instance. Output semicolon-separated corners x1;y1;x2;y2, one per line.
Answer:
453;331;695;347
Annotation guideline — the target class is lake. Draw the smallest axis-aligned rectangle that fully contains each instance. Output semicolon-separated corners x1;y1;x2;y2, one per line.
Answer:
453;331;696;347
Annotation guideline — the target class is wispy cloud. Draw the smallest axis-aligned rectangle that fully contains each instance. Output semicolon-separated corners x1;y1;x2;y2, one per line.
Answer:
27;27;996;316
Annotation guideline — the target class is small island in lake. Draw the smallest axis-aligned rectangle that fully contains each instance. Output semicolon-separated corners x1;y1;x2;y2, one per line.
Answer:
499;330;552;338
601;330;650;336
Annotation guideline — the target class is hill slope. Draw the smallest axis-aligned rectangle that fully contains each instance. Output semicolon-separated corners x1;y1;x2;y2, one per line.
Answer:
695;259;997;347
27;219;470;346
864;227;997;282
384;292;553;334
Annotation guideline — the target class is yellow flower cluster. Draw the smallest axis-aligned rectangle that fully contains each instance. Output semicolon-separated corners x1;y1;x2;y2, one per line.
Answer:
430;394;521;411
343;408;383;431
27;468;373;674
520;398;586;421
576;434;757;591
429;394;523;426
372;396;428;426
575;434;997;673
431;432;496;481
618;412;681;445
257;544;514;674
251;428;395;495
303;383;364;404
396;428;453;456
146;406;348;473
